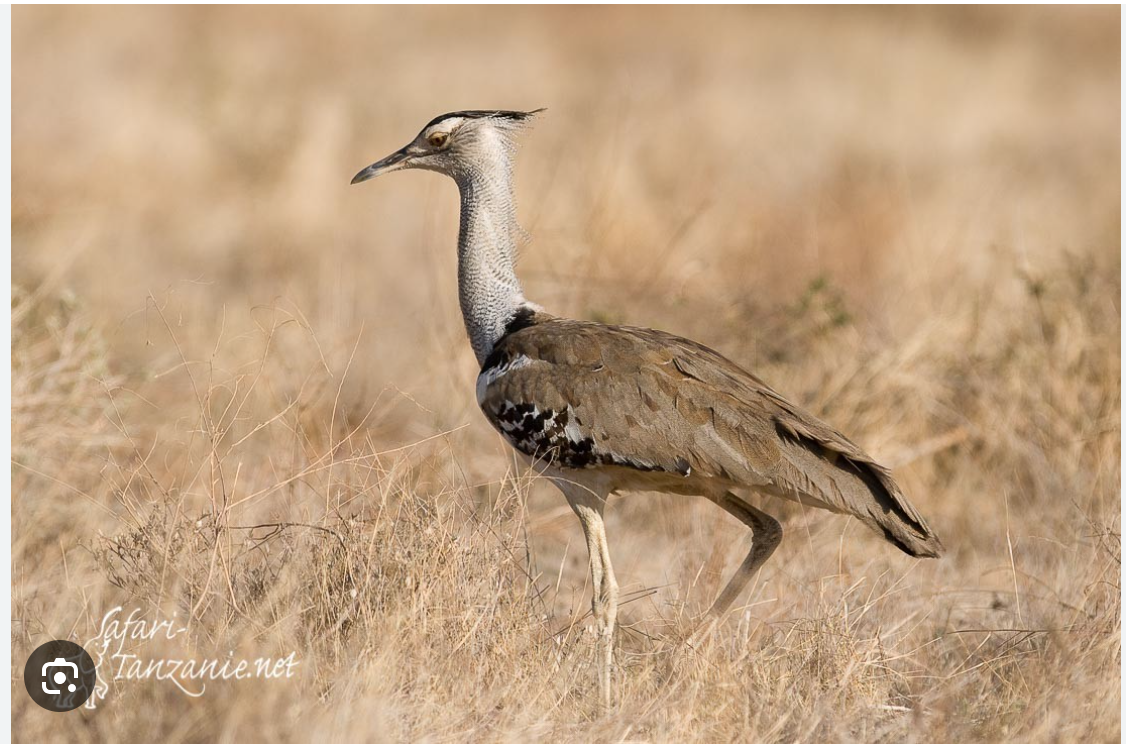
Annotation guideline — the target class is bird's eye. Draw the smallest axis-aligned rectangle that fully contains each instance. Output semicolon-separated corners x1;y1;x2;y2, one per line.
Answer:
428;132;449;148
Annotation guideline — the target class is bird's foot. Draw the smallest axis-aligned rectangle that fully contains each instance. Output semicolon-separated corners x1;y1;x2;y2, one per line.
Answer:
685;616;720;651
655;615;721;685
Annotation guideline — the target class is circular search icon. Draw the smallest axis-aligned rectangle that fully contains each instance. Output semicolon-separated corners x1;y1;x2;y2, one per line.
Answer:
23;640;97;712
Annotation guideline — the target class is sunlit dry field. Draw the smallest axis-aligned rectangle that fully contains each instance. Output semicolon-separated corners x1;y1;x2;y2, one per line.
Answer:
12;6;1121;742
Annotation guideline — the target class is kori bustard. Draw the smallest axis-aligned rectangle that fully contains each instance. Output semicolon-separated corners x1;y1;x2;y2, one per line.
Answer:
352;109;943;705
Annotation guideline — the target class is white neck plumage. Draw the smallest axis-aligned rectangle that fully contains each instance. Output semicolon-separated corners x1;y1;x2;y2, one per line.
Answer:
454;154;532;367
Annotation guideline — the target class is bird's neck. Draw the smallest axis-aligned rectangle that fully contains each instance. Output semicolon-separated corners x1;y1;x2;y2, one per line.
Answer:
455;166;530;366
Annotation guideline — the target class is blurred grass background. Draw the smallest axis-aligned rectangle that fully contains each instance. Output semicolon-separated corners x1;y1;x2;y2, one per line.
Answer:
12;5;1121;742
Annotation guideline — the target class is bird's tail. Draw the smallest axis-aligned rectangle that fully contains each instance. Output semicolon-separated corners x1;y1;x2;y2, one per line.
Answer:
769;415;945;558
850;461;945;558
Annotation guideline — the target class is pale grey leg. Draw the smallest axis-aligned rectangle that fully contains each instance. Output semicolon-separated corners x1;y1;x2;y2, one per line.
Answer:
556;479;617;708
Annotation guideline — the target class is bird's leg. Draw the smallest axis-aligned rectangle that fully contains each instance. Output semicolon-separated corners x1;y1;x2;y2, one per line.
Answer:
562;483;617;709
596;522;618;708
689;492;782;647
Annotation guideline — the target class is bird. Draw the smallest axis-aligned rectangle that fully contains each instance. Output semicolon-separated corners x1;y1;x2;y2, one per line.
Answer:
351;109;943;707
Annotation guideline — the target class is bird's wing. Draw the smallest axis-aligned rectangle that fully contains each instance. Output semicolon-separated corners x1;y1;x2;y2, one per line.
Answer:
478;316;943;557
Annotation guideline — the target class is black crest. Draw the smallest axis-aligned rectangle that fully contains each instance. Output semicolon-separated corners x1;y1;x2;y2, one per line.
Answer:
424;109;545;130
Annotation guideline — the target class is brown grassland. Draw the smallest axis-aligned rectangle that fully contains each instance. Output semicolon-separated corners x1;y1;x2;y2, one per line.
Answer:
11;5;1122;742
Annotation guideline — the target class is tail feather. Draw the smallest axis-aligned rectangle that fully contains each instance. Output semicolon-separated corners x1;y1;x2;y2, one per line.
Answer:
848;458;944;558
770;416;944;558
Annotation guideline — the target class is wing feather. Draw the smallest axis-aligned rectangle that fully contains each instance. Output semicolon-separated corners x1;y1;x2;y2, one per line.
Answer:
479;316;942;557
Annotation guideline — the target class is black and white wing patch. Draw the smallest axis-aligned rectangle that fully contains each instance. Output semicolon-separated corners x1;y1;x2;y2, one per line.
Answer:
489;401;600;468
476;351;690;475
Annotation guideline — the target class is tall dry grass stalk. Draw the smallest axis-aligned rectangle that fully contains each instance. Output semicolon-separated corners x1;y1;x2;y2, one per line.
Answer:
12;5;1120;742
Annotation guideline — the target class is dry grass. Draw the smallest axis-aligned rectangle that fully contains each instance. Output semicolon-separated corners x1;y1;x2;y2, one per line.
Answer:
11;5;1121;742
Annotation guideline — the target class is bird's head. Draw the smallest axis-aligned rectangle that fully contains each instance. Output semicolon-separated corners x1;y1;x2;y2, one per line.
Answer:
351;109;543;185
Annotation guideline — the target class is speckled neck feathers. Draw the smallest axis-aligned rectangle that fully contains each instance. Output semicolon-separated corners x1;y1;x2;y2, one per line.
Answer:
453;133;531;366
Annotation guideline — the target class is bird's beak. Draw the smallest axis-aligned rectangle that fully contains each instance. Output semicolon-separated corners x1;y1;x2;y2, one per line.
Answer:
351;147;411;185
